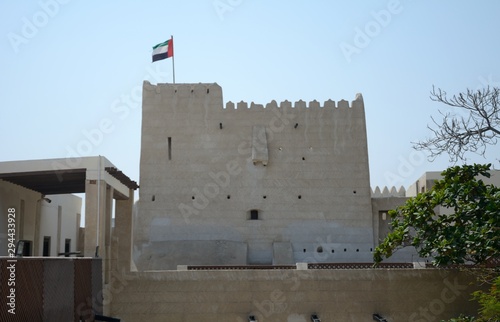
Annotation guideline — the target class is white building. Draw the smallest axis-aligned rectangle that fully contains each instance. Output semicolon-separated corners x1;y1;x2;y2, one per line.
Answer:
0;179;81;257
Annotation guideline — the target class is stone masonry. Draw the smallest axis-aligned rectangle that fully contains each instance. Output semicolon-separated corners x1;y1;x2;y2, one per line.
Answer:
135;82;374;270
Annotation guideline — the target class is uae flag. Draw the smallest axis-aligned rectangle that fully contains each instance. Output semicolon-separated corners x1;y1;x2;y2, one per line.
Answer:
152;38;173;62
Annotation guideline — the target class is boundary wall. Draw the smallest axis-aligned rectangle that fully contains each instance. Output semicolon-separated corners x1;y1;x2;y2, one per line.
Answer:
109;266;480;322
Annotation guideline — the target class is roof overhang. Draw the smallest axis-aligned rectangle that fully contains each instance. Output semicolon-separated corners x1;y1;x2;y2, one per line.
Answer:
0;157;138;199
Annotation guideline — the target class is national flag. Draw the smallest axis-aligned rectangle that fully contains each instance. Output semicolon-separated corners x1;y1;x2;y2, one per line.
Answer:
152;39;173;62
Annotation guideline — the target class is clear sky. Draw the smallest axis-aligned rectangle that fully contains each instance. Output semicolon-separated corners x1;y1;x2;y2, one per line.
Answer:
1;0;500;196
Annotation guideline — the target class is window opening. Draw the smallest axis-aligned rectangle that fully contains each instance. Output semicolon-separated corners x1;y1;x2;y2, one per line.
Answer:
43;236;51;256
65;239;71;257
250;209;259;220
167;137;172;160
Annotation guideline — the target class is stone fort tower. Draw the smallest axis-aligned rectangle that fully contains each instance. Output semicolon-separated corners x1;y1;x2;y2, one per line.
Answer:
135;81;374;270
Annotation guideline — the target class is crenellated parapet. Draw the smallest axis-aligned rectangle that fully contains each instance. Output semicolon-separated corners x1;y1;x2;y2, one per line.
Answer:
225;94;364;110
143;81;223;97
371;186;406;198
143;81;364;116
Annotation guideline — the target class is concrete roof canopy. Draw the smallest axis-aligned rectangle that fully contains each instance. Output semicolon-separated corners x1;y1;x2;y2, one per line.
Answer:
0;156;138;199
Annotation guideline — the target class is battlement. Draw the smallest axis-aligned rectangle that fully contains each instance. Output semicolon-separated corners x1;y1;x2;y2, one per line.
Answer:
143;81;363;111
225;93;364;110
143;81;223;96
371;186;406;198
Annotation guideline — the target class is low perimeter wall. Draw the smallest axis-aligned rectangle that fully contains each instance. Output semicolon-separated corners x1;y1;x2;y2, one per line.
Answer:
0;257;102;322
108;266;481;322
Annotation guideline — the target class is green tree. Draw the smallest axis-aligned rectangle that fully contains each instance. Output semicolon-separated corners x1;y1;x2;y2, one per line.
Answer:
373;164;500;321
471;275;500;321
442;315;476;322
374;163;500;266
401;85;500;321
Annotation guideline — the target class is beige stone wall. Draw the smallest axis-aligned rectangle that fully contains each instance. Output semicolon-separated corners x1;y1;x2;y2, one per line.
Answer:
136;82;374;269
109;268;480;322
407;169;500;197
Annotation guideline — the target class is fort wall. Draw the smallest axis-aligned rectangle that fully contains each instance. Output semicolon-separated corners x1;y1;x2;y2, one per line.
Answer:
137;82;374;269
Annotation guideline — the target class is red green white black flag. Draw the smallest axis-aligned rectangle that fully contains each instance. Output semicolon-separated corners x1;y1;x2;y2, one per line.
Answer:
152;36;175;83
152;38;173;62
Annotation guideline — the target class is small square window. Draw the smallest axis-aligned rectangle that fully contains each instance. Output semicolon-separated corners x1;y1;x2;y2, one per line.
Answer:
250;209;259;220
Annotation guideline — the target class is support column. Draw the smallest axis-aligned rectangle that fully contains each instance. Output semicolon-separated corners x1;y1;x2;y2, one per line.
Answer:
57;206;62;255
33;198;42;256
84;179;107;258
114;188;134;272
107;189;134;317
104;186;114;284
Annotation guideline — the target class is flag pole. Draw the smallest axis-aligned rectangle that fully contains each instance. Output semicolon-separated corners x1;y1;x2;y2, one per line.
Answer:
171;35;175;84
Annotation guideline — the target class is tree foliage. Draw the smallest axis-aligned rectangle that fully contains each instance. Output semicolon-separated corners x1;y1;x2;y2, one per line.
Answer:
472;275;500;321
413;86;500;162
374;163;500;266
441;276;500;322
396;86;500;321
441;315;476;322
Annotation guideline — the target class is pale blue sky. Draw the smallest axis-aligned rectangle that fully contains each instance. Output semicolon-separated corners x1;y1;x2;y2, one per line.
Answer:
1;0;500;194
